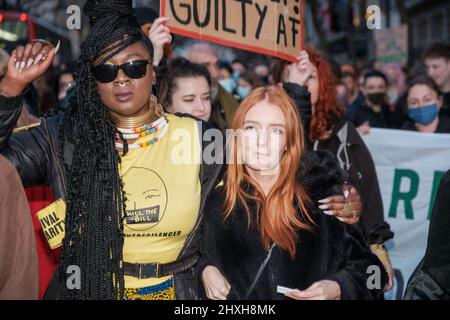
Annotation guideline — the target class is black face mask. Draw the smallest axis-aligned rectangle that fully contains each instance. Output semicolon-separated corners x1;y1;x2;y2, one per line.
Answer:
367;93;386;105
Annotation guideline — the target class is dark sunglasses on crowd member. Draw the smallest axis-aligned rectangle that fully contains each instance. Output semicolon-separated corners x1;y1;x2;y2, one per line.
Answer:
92;60;151;83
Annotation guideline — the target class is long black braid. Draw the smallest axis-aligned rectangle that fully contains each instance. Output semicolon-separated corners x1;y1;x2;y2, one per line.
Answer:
57;0;153;299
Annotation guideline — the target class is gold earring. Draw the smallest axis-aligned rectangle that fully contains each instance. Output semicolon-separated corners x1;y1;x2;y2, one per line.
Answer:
150;94;164;117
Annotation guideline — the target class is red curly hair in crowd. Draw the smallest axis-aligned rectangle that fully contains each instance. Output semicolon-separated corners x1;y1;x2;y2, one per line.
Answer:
272;46;345;141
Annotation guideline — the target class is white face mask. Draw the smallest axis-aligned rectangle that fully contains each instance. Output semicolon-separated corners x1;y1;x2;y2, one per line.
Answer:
237;86;251;99
219;78;236;94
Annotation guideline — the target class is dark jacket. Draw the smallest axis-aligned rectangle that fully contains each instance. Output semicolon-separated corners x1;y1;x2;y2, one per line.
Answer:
198;150;388;300
282;83;312;143
211;85;240;131
348;98;404;129
0;93;223;300
404;170;450;300
401;115;450;134
312;117;393;244
283;83;393;245
441;92;450;118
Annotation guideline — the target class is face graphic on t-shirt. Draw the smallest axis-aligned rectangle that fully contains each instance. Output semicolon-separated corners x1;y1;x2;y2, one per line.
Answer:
124;167;168;231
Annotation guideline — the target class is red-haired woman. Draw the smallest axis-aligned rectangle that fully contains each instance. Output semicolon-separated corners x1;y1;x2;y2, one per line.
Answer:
272;47;394;291
199;86;387;300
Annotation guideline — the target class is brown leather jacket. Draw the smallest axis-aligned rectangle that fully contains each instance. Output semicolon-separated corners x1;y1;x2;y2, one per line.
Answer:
0;155;39;299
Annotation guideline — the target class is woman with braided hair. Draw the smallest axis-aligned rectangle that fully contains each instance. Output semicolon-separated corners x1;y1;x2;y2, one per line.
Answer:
0;0;222;300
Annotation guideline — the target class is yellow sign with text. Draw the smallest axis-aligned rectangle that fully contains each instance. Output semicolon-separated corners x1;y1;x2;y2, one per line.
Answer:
36;199;66;249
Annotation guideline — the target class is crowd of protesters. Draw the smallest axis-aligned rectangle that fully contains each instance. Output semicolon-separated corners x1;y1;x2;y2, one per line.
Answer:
0;0;449;300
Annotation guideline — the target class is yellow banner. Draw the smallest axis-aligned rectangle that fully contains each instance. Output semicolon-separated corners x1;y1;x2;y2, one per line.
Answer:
36;199;66;249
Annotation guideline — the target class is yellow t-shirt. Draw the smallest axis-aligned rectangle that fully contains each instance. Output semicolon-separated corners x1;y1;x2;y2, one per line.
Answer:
120;113;201;289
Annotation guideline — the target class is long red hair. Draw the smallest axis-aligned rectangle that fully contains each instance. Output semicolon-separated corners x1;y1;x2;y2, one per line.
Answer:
272;46;345;141
224;86;314;257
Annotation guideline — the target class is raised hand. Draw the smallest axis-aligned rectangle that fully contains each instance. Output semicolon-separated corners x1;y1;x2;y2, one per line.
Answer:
148;17;171;67
285;50;315;87
0;40;59;97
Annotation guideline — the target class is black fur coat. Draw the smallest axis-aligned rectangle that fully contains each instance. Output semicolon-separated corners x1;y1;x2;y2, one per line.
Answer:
197;150;388;300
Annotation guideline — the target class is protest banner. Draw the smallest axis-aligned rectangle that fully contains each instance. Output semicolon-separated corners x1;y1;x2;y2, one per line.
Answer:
160;0;303;62
374;25;408;66
363;128;450;299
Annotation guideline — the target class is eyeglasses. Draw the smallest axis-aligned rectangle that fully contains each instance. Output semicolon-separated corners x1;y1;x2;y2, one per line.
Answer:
92;60;151;83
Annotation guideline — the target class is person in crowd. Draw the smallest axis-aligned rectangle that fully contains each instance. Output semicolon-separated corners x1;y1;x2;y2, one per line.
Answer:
236;71;264;101
218;60;236;95
340;64;355;75
345;69;365;122
402;75;450;133
347;69;404;134
231;58;247;79
336;81;349;107
11;75;56;300
58;60;76;101
4;45;58;300
0;155;39;300
183;42;239;130
0;0;223;300
423;43;450;118
34;60;59;115
404;169;450;299
357;69;367;90
341;70;362;106
159;57;212;123
199;86;388;300
381;63;406;106
254;63;271;85
272;48;395;291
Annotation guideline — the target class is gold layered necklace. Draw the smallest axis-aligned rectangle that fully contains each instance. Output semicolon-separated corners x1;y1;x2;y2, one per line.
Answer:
111;95;168;150
109;109;153;129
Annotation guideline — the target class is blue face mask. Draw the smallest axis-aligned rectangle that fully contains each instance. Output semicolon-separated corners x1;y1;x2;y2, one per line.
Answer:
232;71;241;82
408;103;439;125
237;86;251;99
219;78;236;94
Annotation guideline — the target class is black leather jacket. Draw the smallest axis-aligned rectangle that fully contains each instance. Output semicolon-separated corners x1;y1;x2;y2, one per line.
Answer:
0;93;223;300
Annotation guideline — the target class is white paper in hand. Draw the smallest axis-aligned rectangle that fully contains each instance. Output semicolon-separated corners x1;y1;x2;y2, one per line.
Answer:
277;285;295;295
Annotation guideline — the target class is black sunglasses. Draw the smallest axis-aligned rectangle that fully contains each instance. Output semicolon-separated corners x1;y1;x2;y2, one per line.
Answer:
92;60;151;83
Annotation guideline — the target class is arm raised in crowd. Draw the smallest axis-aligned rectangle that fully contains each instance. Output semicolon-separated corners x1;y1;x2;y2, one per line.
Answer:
0;40;58;186
281;51;313;140
282;52;363;225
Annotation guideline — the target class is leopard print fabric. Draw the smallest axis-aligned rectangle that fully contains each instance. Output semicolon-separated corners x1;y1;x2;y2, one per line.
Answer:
124;278;175;300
